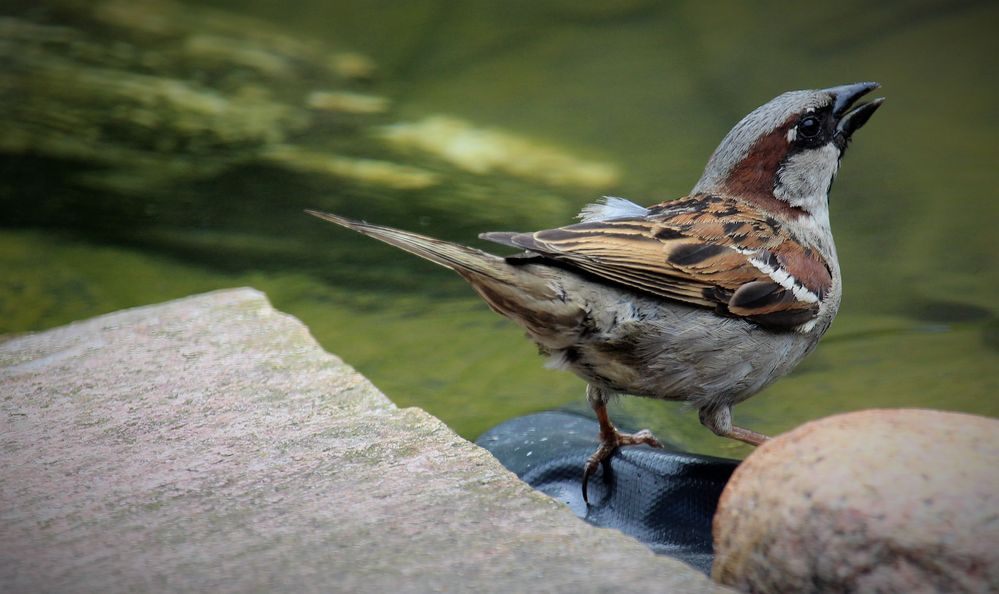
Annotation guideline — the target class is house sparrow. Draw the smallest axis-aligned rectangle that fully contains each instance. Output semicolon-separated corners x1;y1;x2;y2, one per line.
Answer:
308;82;884;502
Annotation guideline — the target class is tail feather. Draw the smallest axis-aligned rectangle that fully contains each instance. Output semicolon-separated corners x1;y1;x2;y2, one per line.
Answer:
307;209;585;345
305;209;508;282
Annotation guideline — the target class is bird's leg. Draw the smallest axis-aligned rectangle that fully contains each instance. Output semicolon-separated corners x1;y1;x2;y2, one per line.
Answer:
582;385;663;503
699;405;771;447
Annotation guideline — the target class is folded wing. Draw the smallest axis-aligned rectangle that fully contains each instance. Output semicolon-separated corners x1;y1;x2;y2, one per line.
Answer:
481;195;832;330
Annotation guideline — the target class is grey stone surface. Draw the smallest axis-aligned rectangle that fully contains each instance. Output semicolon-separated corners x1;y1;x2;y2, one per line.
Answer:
713;409;999;594
1;288;730;594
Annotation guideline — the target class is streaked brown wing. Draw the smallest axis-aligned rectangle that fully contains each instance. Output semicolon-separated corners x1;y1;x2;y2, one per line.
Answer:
482;195;831;329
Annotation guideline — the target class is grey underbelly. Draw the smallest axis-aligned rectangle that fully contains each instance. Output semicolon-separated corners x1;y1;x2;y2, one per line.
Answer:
546;296;819;410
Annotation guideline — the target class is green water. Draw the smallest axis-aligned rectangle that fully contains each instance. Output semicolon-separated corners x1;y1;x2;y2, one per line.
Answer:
2;0;996;457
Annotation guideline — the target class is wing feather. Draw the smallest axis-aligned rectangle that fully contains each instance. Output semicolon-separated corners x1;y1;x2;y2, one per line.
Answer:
481;194;832;330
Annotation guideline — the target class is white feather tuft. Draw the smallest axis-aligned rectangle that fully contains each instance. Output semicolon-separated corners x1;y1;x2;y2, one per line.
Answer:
577;196;649;223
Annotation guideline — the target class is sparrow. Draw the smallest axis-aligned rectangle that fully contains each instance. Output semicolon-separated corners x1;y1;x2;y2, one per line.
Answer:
308;82;884;502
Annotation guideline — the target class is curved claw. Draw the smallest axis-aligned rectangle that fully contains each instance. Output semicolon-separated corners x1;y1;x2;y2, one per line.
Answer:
582;443;615;504
581;429;664;504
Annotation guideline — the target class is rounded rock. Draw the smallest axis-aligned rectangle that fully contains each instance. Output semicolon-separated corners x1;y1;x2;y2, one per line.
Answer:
712;408;998;593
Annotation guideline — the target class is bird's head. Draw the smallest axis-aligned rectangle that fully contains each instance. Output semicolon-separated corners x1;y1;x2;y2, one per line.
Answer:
692;82;884;223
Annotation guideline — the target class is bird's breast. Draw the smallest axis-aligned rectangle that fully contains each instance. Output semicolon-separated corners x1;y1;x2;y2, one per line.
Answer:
546;286;820;406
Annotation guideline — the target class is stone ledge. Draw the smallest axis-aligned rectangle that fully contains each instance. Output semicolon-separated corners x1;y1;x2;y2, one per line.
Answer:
1;288;731;593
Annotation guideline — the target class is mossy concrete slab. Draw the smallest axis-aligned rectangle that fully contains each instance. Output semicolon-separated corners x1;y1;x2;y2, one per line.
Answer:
1;288;730;593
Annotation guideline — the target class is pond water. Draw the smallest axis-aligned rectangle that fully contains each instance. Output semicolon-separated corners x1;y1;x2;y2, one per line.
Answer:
1;0;996;457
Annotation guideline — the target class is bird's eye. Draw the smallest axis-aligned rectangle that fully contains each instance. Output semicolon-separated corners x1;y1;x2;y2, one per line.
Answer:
798;116;821;138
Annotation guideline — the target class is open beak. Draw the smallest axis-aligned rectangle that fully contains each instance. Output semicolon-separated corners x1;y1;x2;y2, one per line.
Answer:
826;82;885;142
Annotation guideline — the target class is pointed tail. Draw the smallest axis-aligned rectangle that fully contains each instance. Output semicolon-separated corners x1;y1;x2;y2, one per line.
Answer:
305;210;510;282
307;209;585;346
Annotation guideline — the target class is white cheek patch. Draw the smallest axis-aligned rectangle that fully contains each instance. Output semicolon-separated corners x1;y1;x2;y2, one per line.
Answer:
774;144;840;213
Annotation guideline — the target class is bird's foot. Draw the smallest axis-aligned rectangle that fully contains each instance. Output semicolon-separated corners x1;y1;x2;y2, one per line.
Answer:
699;406;771;447
582;428;663;504
725;425;770;446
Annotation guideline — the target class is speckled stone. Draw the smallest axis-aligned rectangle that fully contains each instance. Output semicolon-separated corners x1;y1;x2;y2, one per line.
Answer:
0;288;731;594
712;409;999;594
